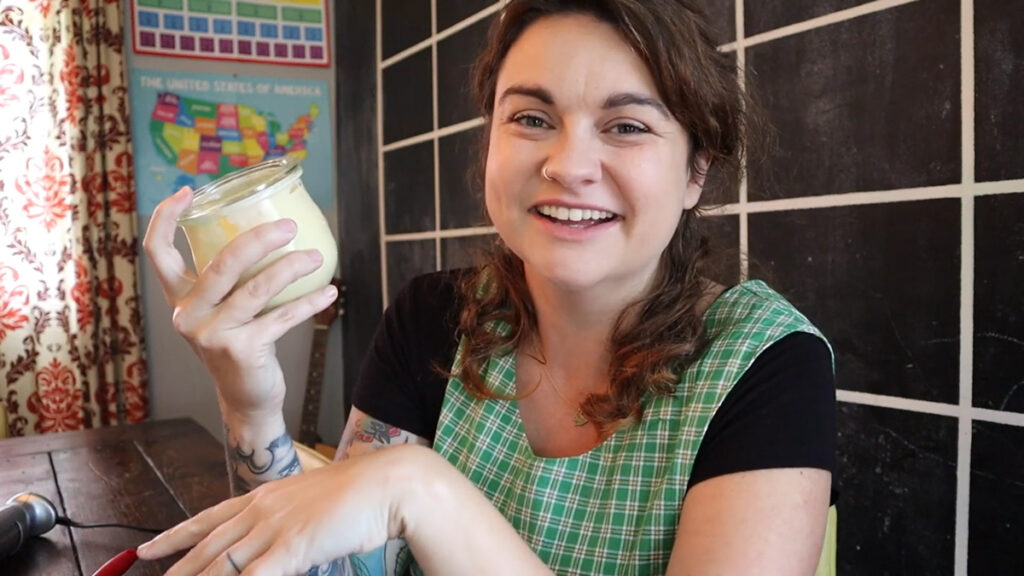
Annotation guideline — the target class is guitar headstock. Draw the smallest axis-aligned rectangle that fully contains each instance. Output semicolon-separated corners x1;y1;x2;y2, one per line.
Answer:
313;277;344;329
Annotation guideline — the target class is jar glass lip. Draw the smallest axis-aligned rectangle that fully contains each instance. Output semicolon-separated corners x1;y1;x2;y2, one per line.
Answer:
177;156;303;223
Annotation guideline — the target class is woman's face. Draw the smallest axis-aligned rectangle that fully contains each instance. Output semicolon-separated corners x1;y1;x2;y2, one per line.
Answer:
485;13;703;295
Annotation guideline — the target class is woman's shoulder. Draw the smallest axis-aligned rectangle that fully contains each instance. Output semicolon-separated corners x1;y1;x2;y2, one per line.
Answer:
705;279;823;340
690;279;833;378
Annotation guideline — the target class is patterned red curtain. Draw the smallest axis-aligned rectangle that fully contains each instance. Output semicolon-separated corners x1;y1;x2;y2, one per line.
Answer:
0;0;148;436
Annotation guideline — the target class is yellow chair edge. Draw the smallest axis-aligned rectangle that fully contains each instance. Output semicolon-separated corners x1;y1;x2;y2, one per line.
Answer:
815;505;838;576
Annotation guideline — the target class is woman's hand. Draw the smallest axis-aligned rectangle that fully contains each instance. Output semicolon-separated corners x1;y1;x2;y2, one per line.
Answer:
136;445;418;576
142;186;338;421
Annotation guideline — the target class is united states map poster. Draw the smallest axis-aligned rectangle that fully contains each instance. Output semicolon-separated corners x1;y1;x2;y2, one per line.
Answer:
130;69;333;215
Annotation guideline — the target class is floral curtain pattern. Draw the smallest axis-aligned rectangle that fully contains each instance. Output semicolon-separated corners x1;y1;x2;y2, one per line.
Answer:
0;0;148;436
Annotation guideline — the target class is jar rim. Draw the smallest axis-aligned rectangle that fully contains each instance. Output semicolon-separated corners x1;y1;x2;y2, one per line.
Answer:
177;156;303;223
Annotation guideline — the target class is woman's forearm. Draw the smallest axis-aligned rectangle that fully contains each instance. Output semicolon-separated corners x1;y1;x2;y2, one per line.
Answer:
397;446;553;575
222;411;300;495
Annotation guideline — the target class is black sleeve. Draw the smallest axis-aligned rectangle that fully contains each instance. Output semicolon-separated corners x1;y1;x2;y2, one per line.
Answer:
350;271;463;441
687;332;837;504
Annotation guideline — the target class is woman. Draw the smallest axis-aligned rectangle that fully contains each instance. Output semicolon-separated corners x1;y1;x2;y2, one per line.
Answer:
139;1;836;574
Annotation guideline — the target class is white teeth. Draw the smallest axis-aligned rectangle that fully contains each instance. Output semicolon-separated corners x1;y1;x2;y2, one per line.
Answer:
536;205;615;222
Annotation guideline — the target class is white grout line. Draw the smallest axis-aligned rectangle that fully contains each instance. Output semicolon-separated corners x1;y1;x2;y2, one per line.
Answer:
971;407;1024;428
716;184;965;215
719;0;920;53
955;0;976;572
380;184;1024;239
432;0;441;271
381;117;486;153
376;0;389;308
700;181;1024;217
972;179;1024;195
386;226;496;242
837;390;962;418
837;390;1024;427
432;1;504;44
381;0;504;69
735;0;749;281
381;37;433;69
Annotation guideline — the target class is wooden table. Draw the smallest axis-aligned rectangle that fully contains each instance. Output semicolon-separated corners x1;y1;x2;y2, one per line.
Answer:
0;418;231;575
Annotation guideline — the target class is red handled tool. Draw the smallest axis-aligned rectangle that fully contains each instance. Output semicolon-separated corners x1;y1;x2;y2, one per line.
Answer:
91;547;139;576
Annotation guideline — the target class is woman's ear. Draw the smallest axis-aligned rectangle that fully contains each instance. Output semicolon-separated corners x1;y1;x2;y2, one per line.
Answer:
683;153;711;210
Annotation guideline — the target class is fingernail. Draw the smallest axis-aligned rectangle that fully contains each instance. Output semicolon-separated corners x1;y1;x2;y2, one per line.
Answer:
279;219;297;234
307;249;323;264
323;284;338;300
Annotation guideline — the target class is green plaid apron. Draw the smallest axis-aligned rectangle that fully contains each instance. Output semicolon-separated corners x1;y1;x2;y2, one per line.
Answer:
417;280;828;575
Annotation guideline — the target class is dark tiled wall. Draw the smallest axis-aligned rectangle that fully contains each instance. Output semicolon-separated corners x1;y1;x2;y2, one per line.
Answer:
837;403;959;574
380;1;500;300
745;0;872;35
384;141;435;234
437;17;492;126
750;200;962;404
975;0;1024;181
742;1;1023;573
746;0;961;199
438;127;486;229
973;193;1024;413
969;421;1024;574
364;1;1024;574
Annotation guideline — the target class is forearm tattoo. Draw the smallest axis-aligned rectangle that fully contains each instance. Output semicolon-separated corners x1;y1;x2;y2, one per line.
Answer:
332;414;426;575
224;425;301;495
353;417;404;446
306;558;347;575
219;420;411;575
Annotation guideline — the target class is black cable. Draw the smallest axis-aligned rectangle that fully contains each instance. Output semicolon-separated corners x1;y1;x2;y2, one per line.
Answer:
56;515;166;535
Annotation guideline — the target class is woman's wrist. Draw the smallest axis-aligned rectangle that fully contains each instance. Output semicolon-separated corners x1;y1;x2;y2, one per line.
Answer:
221;410;296;494
220;404;286;440
389;447;551;574
388;445;450;541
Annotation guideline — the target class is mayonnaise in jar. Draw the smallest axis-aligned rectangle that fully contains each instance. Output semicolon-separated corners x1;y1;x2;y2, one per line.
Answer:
177;157;337;310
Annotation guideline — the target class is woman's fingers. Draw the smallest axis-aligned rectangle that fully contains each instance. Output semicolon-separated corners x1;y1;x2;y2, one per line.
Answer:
143;187;197;304
137;494;252;560
199;523;274;576
243;281;338;344
188;219;299;313
239;540;312;576
214;247;331;328
161;510;258;576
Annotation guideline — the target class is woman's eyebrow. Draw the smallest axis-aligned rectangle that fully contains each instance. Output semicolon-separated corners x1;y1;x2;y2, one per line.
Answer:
603;92;670;118
497;86;670;119
498;84;554;105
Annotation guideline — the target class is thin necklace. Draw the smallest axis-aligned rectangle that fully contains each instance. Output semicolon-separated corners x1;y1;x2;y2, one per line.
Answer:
535;359;590;427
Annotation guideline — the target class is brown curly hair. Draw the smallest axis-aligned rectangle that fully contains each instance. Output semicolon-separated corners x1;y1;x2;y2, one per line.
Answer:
454;0;753;432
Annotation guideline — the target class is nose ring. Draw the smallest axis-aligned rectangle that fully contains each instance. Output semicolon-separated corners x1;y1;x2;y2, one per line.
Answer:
542;166;553;181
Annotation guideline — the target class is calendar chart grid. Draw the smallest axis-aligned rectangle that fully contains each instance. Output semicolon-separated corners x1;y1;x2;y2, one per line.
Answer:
131;0;329;67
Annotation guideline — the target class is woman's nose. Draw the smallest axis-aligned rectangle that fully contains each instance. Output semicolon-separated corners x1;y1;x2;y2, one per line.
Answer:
542;126;602;188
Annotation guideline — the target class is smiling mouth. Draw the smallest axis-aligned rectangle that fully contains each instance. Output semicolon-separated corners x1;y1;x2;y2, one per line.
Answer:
532;205;620;228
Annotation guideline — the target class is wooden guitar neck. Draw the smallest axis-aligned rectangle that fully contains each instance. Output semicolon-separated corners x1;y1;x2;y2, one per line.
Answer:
298;278;343;447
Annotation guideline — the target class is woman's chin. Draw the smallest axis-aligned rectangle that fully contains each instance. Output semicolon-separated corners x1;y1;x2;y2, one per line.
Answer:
524;261;627;296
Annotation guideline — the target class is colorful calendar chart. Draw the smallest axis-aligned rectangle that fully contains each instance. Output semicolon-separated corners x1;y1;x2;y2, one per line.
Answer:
130;69;333;214
131;0;329;67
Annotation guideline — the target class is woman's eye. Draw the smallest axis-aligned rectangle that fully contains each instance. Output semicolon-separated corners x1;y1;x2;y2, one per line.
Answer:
611;122;649;135
513;114;548;128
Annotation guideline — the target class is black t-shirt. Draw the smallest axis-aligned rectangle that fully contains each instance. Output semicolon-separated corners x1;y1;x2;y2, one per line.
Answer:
353;270;837;503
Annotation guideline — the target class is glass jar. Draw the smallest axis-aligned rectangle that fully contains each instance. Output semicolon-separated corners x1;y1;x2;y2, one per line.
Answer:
176;157;338;311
